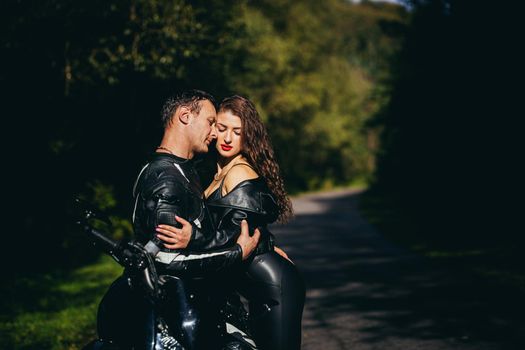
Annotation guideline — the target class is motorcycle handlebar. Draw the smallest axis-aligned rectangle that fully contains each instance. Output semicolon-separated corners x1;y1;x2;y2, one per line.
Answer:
73;199;162;295
82;224;119;253
80;223;138;268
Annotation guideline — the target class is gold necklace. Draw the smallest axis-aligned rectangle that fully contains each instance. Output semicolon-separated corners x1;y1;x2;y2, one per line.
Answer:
214;166;231;181
213;158;248;181
156;146;174;155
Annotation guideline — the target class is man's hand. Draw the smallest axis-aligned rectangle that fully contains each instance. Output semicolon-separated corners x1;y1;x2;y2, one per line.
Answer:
156;216;192;249
236;220;260;260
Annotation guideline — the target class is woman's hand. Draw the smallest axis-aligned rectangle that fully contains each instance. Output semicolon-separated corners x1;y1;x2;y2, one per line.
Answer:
274;246;293;264
236;220;260;260
156;216;192;249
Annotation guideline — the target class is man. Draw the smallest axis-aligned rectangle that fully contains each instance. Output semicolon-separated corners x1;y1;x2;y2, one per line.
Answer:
101;90;260;350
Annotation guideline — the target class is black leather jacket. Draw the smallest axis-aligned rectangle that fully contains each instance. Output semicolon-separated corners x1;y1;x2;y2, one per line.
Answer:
132;152;243;276
198;177;279;256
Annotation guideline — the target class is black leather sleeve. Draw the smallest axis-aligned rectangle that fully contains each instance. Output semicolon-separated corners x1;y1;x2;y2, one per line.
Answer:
143;179;242;274
188;208;250;251
158;244;243;277
149;179;186;229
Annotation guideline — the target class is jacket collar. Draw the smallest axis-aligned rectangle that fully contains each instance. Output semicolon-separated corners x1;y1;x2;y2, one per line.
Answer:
207;178;279;221
150;151;192;165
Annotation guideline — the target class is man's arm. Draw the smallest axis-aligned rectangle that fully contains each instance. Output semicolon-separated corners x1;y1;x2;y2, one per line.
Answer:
156;208;260;252
155;220;259;276
138;177;258;275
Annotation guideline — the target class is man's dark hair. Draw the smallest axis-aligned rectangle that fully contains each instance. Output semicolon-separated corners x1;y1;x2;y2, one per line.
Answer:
161;89;216;128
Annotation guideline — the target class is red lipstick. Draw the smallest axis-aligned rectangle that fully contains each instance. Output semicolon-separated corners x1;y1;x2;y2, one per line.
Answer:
220;144;233;151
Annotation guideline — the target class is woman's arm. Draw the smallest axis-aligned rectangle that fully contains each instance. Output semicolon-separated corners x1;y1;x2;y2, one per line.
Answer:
157;220;261;277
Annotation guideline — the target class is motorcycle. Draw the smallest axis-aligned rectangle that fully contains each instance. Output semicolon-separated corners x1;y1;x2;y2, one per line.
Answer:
74;199;257;350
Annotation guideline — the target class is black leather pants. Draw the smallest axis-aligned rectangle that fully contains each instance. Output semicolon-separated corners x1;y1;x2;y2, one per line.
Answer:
239;251;306;350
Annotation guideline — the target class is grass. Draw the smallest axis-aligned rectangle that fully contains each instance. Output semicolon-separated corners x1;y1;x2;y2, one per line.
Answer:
0;255;123;350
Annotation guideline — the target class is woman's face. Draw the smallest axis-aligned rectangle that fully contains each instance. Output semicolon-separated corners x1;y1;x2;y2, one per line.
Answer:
215;110;242;159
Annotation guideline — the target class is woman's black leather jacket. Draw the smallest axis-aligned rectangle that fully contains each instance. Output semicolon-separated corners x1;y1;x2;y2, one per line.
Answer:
189;177;279;255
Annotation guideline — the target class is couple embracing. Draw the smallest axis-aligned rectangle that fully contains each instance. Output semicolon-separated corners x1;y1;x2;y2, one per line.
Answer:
100;90;305;349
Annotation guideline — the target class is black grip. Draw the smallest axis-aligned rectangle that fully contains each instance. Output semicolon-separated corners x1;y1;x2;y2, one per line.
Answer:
85;225;119;254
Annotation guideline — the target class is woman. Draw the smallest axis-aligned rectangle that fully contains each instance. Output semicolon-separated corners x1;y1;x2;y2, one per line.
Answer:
158;95;305;350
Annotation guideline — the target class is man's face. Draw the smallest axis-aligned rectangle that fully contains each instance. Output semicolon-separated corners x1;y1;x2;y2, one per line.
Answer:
188;100;217;154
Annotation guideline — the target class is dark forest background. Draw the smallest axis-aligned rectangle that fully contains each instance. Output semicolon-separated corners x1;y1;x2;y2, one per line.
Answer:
2;0;409;272
0;0;520;348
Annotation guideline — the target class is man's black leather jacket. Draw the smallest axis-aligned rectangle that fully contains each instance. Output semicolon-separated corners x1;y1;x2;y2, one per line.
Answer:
132;152;243;276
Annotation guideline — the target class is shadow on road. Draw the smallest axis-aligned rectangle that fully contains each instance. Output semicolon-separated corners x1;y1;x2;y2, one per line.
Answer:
271;190;524;350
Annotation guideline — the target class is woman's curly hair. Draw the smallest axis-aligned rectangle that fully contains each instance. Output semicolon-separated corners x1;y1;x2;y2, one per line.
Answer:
219;95;293;222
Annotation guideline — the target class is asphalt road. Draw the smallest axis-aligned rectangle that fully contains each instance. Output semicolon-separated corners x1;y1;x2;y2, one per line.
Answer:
269;189;524;350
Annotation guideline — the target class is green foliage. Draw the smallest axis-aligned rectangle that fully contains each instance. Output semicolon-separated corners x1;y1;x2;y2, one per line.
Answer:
76;180;133;241
86;180;117;211
85;0;202;82
228;0;407;191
